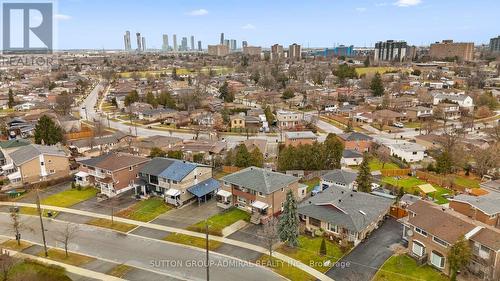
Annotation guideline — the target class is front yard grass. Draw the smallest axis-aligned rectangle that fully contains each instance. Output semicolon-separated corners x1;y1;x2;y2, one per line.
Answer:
107;264;133;278
41;187;98;208
8;259;71;281
302;177;319;193
187;208;250;236
381;176;451;205
0;239;32;251
39;248;95;266
277;235;344;273
373;254;449;281
116;197;172;222
86;218;137;233
163;233;221;251
257;254;316;281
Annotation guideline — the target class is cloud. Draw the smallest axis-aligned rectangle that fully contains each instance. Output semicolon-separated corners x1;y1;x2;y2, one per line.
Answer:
394;0;422;7
54;14;72;20
241;24;256;30
187;9;208;16
355;7;367;12
375;2;388;6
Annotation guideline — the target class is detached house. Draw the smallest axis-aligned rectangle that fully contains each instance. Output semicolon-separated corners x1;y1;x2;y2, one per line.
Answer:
137;157;216;206
77;153;149;198
298;188;392;245
337;132;373;152
220;167;303;224
450;192;500;228
320;169;358;191
284;131;317;147
401;200;500;280
7;144;69;185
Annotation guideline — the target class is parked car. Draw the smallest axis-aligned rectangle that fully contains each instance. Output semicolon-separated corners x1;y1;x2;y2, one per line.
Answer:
393;122;404;128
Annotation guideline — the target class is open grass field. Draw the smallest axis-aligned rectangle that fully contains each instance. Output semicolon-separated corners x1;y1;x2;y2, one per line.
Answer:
119;66;233;78
187;207;250;236
373;254;449;281
116;197;172;222
277;235;344;273
381;176;451;204
256;255;316;281
163;233;222;251
355;66;402;76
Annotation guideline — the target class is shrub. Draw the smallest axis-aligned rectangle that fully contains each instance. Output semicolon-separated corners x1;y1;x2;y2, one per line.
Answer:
319;237;327;256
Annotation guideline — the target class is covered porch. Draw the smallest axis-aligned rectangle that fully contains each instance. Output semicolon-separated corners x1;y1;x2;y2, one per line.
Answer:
216;189;233;209
250;200;271;224
74;171;90;186
165;188;182;207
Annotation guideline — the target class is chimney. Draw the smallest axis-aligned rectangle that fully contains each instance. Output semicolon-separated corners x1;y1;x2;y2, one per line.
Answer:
338;199;342;203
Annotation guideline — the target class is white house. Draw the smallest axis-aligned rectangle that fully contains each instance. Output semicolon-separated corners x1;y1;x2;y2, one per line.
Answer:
320;169;358;191
433;93;474;111
386;142;425;163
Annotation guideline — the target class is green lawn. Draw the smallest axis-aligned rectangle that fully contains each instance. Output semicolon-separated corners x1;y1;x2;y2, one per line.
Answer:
373;254;449;281
8;259;71;281
116;197;172;222
404;122;422;129
453;176;480;188
86;218;137;233
107;264;133;278
277;235;344;273
302;178;320;193
41;187;98;207
257;255;316;281
381;176;451;205
40;248;95;266
369;159;399;171
163;233;222;250
187;208;250;236
355;66;401;76
1;239;32;251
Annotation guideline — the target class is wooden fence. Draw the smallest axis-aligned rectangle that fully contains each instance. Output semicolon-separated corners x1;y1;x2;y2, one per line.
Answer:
381;169;411;177
415;171;467;192
222;166;242;173
65;127;93;140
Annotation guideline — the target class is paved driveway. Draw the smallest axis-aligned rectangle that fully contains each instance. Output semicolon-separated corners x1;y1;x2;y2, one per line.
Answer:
152;199;221;228
325;218;403;281
71;189;138;215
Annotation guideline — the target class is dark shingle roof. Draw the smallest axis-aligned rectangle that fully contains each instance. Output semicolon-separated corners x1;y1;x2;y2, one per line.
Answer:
140;157;206;182
338;132;372;141
342;149;363;159
321;169;358;186
298;188;392;232
79;153;149;171
0;139;31;149
221;167;298;194
10;144;66;166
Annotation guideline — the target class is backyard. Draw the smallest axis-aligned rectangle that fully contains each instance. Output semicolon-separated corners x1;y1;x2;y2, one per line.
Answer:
373;254;449;281
302;177;320;193
116;197;172;222
277;235;344;273
381;176;451;205
187;207;250;236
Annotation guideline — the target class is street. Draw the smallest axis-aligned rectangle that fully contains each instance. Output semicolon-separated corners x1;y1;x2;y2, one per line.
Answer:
0;213;285;281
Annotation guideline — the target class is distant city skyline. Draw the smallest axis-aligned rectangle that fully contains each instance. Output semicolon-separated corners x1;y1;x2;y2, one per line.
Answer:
54;0;499;50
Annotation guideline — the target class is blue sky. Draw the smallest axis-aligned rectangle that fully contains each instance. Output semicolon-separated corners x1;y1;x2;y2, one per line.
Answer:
53;0;499;49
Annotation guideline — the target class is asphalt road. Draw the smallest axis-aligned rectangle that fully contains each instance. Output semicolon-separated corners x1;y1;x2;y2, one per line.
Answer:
325;218;403;281
0;213;285;281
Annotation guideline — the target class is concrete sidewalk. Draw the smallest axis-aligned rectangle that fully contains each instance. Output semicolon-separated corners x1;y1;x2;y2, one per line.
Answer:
0;201;334;281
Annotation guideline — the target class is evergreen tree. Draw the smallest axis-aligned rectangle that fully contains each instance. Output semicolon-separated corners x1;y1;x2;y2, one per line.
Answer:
370;72;385;97
278;190;299;247
167;150;183;160
344;121;354;133
356;153;372;192
323;134;344;169
264;106;275;124
157;91;176;109
364;56;370;67
436;151;453;174
124;90;139;106
219;81;234;102
319;237;327;256
250;147;264;168
149;147;166;158
234;144;252;167
281;88;295;99
8;88;15;109
34;115;64;145
145;92;158;107
448;236;471;281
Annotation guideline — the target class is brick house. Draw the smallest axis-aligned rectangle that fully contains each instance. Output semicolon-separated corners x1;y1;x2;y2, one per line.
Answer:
77;153;149;198
337;132;373;152
219;167;303;224
284;131;317;147
401;200;500;280
449;193;500;228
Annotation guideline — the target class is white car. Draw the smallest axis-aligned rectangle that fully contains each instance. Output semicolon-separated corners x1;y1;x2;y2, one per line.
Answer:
393;122;404;128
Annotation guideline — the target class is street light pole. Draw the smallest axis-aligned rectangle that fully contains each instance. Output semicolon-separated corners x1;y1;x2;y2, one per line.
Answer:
205;219;210;281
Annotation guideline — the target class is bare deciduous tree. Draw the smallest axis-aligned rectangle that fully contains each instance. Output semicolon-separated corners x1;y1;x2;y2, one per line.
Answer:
0;253;15;281
259;219;279;257
56;223;79;258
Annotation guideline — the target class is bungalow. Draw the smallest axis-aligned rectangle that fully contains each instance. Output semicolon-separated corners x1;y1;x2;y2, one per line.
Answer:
78;153;149;197
220;167;302;224
230;115;246;129
337;132;373;152
137;108;176;121
6;144;69;185
385;141;426;163
372;109;405;125
284;131;317;147
320;169;358;191
137;157;216;206
433;93;474;111
298;188;392;245
449;192;500;228
341;149;363;166
405;106;433;122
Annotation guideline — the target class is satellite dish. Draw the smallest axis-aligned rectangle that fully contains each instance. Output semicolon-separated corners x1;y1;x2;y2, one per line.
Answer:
407;230;414;237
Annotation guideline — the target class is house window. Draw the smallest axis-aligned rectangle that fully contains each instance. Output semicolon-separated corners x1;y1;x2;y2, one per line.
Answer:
281;188;284;192
48;159;52;163
415;227;428;237
49;169;55;174
129;166;133;171
431;251;445;269
412;240;425;257
258;192;263;197
433;236;449;247
309;217;321;227
40;162;44;166
329;224;339;233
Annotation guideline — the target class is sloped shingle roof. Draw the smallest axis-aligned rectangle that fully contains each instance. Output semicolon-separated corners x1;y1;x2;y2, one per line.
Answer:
221;167;298;194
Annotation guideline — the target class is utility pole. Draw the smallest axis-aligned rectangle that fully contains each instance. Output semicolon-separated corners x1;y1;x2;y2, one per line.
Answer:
35;188;48;257
205;219;210;281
